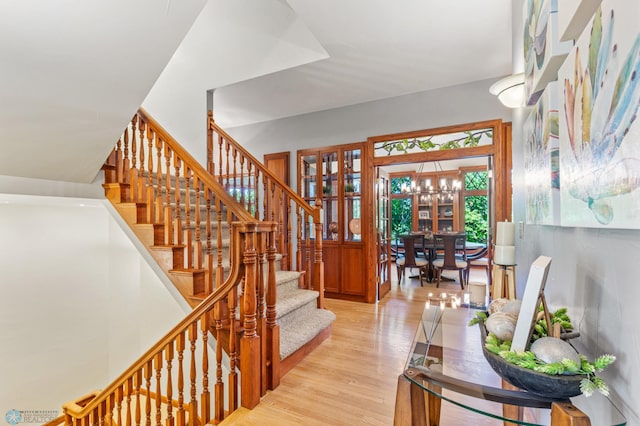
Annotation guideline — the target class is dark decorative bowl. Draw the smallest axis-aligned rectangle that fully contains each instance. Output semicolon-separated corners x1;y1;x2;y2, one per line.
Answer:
478;318;586;399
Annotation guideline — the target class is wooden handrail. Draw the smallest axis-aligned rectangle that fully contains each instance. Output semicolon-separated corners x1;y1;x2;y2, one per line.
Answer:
208;114;320;221
207;112;325;307
140;108;256;224
62;109;282;424
63;224;245;418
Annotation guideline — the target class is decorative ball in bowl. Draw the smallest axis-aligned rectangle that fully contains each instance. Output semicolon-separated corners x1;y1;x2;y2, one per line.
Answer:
478;318;586;399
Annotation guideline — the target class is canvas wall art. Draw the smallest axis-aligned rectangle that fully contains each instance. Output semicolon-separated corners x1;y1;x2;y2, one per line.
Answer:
558;0;640;228
524;0;573;105
557;0;602;42
524;81;561;225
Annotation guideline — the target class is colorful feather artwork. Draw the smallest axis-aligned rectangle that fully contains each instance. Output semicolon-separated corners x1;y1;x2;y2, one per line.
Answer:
562;6;640;225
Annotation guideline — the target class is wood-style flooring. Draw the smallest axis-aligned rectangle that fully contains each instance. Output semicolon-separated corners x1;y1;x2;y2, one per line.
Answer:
228;268;499;425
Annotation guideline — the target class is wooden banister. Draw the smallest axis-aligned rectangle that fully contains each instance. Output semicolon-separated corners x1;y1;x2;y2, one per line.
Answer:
208;112;325;308
63;109;283;424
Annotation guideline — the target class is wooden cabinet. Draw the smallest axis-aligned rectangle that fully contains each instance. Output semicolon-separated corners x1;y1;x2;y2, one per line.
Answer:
298;143;369;301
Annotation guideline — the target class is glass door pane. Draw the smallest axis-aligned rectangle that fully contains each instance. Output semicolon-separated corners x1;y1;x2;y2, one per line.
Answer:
322;151;339;240
344;148;361;241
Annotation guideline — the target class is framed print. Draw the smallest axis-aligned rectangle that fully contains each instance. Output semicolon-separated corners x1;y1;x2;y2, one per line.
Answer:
524;0;573;105
558;0;640;228
524;81;561;225
418;210;429;220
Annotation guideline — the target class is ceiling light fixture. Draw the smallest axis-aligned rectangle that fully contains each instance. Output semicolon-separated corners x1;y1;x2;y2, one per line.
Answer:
399;162;462;202
489;73;525;108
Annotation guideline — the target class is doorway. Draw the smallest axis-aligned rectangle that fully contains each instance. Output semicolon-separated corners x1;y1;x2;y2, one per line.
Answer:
370;119;511;301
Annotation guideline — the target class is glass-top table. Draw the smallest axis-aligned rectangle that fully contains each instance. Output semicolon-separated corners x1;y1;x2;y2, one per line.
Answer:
400;301;626;425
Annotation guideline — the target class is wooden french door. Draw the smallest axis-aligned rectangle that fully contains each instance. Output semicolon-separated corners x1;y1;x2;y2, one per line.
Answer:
376;167;391;299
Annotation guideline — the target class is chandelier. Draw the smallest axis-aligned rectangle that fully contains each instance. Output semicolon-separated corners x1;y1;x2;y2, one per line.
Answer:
399;162;462;202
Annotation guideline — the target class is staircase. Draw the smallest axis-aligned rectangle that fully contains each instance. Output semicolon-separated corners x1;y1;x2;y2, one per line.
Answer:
58;109;333;424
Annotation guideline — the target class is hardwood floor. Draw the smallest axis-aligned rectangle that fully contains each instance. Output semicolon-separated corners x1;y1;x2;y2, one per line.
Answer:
228;268;499;425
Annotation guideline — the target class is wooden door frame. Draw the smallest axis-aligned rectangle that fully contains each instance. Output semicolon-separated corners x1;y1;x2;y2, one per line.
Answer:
365;119;511;301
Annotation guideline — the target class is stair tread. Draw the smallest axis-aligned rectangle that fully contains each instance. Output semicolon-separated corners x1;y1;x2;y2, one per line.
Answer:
279;308;336;359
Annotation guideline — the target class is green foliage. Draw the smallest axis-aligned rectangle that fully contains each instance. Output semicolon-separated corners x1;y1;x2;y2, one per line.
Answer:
391;198;412;238
467;311;487;326
480;319;616;397
376;130;493;155
464;197;488;243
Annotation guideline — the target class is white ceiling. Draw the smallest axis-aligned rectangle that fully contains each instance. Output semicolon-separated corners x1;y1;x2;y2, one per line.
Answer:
0;0;513;183
215;0;514;128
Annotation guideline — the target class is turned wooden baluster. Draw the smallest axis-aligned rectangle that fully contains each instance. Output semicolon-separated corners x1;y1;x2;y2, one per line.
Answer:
205;189;213;294
228;286;238;411
194;178;203;271
176;332;186;426
154;353;163;426
188;322;198;424
296;207;303;284
129;116;138;202
214;301;224;423
98;399;106;426
144;360;152;426
215;198;224;292
174;156;183;249
137;119;146;204
257;231;267;394
239;155;246;207
122;126;130;188
266;227;280;389
207;111;214;175
224;142;231;191
217;133;224;186
115;386;123;426
145;125;155;224
165;343;174;426
115;137;123;184
285;198;292;270
200;313;211;424
155;137;164;225
184;166;193;269
164;145;173;245
232;147;238;202
134;370;142;426
125;377;133;426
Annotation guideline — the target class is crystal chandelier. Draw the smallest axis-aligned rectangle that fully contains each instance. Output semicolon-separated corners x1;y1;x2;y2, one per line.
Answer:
399;162;462;202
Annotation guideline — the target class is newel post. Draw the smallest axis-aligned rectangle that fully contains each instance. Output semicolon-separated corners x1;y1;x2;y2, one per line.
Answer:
313;207;325;309
265;224;281;389
240;225;261;409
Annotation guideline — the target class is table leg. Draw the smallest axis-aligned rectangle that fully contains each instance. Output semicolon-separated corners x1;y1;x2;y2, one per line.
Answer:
426;383;442;426
550;401;591;425
501;379;523;425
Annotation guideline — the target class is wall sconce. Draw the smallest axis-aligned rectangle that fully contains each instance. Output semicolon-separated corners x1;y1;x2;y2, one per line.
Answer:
489;73;525;108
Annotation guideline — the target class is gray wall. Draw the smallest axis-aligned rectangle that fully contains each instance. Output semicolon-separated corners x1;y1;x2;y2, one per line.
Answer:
510;0;639;422
228;74;639;422
226;78;512;189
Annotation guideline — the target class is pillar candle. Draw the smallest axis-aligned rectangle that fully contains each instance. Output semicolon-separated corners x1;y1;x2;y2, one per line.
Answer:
496;221;516;246
469;282;487;307
494;245;515;265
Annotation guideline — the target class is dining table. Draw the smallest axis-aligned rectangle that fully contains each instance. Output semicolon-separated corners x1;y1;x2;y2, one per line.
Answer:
395;232;486;282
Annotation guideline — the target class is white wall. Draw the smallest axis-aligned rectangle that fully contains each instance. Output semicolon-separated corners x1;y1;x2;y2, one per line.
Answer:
226;78;512;189
0;194;189;418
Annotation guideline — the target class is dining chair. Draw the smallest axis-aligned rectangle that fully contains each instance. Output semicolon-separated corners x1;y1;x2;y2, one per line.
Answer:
396;234;429;286
432;233;468;289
